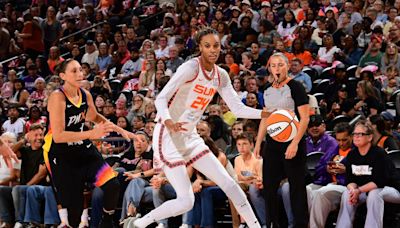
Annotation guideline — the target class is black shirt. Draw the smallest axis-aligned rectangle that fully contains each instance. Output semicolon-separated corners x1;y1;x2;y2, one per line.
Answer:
345;146;386;188
20;146;45;185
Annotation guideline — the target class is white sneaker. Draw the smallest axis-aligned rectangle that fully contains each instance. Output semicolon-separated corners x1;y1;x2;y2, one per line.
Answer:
179;224;189;228
155;224;165;228
13;223;23;228
238;224;247;228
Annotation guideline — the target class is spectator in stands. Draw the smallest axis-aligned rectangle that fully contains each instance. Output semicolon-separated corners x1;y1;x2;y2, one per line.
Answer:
10;79;29;107
0;18;10;60
336;120;387;227
233;133;266;227
309;122;352;227
69;45;83;63
61;19;84;52
22;64;41;93
245;92;261;109
306;114;339;155
311;16;328;46
289;58;312;93
313;34;340;69
130;16;147;44
155;35;170;60
47;46;64;75
243;76;264;107
35;55;51;79
24;105;46;133
109;31;124;54
354;80;382;118
81;40;99;70
239;52;258;76
218;99;236;126
90;76;111;99
76;9;91;30
1;69;16;100
0;124;47;228
17;13;44;60
95;43;112;74
357;35;383;76
0;132;19;187
94;95;106;114
26;78;46;109
187;135;234;228
335;35;363;66
232;16;257;46
117;40;131;65
289;38;314;65
127;94;147;122
258;19;280;50
381;42;400;72
120;131;154;223
369;115;399;151
2;105;25;137
41;6;62;56
297;26;318;55
138;60;156;91
166;45;184;74
225;121;244;162
102;99;117;124
132;115;146;132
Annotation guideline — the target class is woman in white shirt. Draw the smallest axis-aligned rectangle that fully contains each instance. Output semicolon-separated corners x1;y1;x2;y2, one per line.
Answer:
0;132;20;186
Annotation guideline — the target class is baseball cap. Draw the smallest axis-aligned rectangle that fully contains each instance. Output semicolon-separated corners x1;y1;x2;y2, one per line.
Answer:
261;1;271;7
164;12;174;19
198;2;209;7
242;0;251;6
381;111;394;121
309;115;324;127
256;67;268;78
231;6;241;11
360;65;379;73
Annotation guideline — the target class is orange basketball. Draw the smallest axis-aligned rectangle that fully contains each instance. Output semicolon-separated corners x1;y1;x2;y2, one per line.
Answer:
266;109;299;142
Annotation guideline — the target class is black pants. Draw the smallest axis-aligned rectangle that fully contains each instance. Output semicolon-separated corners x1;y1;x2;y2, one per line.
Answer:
262;137;308;228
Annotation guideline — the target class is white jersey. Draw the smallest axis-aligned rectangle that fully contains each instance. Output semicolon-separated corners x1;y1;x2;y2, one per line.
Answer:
155;57;262;133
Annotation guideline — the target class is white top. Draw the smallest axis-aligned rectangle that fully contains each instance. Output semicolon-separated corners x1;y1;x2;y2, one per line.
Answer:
0;156;21;182
2;118;25;136
318;46;340;64
82;51;99;69
155;57;262;132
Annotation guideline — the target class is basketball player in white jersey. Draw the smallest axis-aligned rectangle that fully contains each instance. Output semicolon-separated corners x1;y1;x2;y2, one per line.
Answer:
131;27;269;228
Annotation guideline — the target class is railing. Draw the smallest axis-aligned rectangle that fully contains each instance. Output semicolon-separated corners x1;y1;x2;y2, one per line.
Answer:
59;21;106;43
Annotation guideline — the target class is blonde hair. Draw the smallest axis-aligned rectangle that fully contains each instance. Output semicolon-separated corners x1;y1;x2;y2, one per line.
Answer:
1;132;17;145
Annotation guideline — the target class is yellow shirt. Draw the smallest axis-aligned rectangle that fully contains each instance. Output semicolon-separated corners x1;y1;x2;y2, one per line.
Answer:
223;111;237;126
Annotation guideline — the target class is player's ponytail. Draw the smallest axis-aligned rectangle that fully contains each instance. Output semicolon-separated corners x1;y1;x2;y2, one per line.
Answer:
195;26;218;45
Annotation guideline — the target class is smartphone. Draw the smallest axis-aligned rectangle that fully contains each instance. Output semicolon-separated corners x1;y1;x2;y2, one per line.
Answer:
241;170;253;177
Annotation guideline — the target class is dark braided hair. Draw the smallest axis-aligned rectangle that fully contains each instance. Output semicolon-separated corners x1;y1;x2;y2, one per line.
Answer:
195;26;218;44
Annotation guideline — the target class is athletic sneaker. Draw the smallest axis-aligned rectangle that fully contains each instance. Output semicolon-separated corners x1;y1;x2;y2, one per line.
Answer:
13;222;24;228
179;224;189;228
122;214;141;228
155;223;165;228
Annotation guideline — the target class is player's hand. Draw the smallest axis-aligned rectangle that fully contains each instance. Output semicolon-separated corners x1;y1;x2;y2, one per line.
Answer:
285;142;298;159
164;119;188;133
90;121;114;139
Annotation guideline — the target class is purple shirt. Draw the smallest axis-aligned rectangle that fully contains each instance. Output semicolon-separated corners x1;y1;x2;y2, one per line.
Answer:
306;133;338;155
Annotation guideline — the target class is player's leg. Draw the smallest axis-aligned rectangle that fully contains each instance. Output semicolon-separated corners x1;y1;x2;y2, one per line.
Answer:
133;165;194;228
192;153;261;228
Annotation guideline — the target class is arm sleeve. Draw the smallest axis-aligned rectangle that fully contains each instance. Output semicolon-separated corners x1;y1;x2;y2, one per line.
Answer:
217;70;262;119
288;80;309;107
155;59;198;124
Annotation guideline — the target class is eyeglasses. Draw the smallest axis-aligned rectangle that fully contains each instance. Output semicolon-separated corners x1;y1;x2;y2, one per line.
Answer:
352;132;370;137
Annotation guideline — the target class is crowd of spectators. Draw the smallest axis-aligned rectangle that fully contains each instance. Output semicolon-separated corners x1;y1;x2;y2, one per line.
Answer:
1;0;400;227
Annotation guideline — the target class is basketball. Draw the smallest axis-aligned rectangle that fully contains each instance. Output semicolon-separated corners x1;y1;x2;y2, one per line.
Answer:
266;109;299;143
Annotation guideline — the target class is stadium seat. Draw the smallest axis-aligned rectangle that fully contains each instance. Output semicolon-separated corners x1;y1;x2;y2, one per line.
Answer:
303;67;318;81
346;65;358;78
319;67;332;80
312;93;324;103
306;151;324;176
388;150;400;169
349;115;363;127
313;79;330;94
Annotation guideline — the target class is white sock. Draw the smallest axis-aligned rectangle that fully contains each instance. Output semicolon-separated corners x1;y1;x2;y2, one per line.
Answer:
79;208;89;226
58;208;69;226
